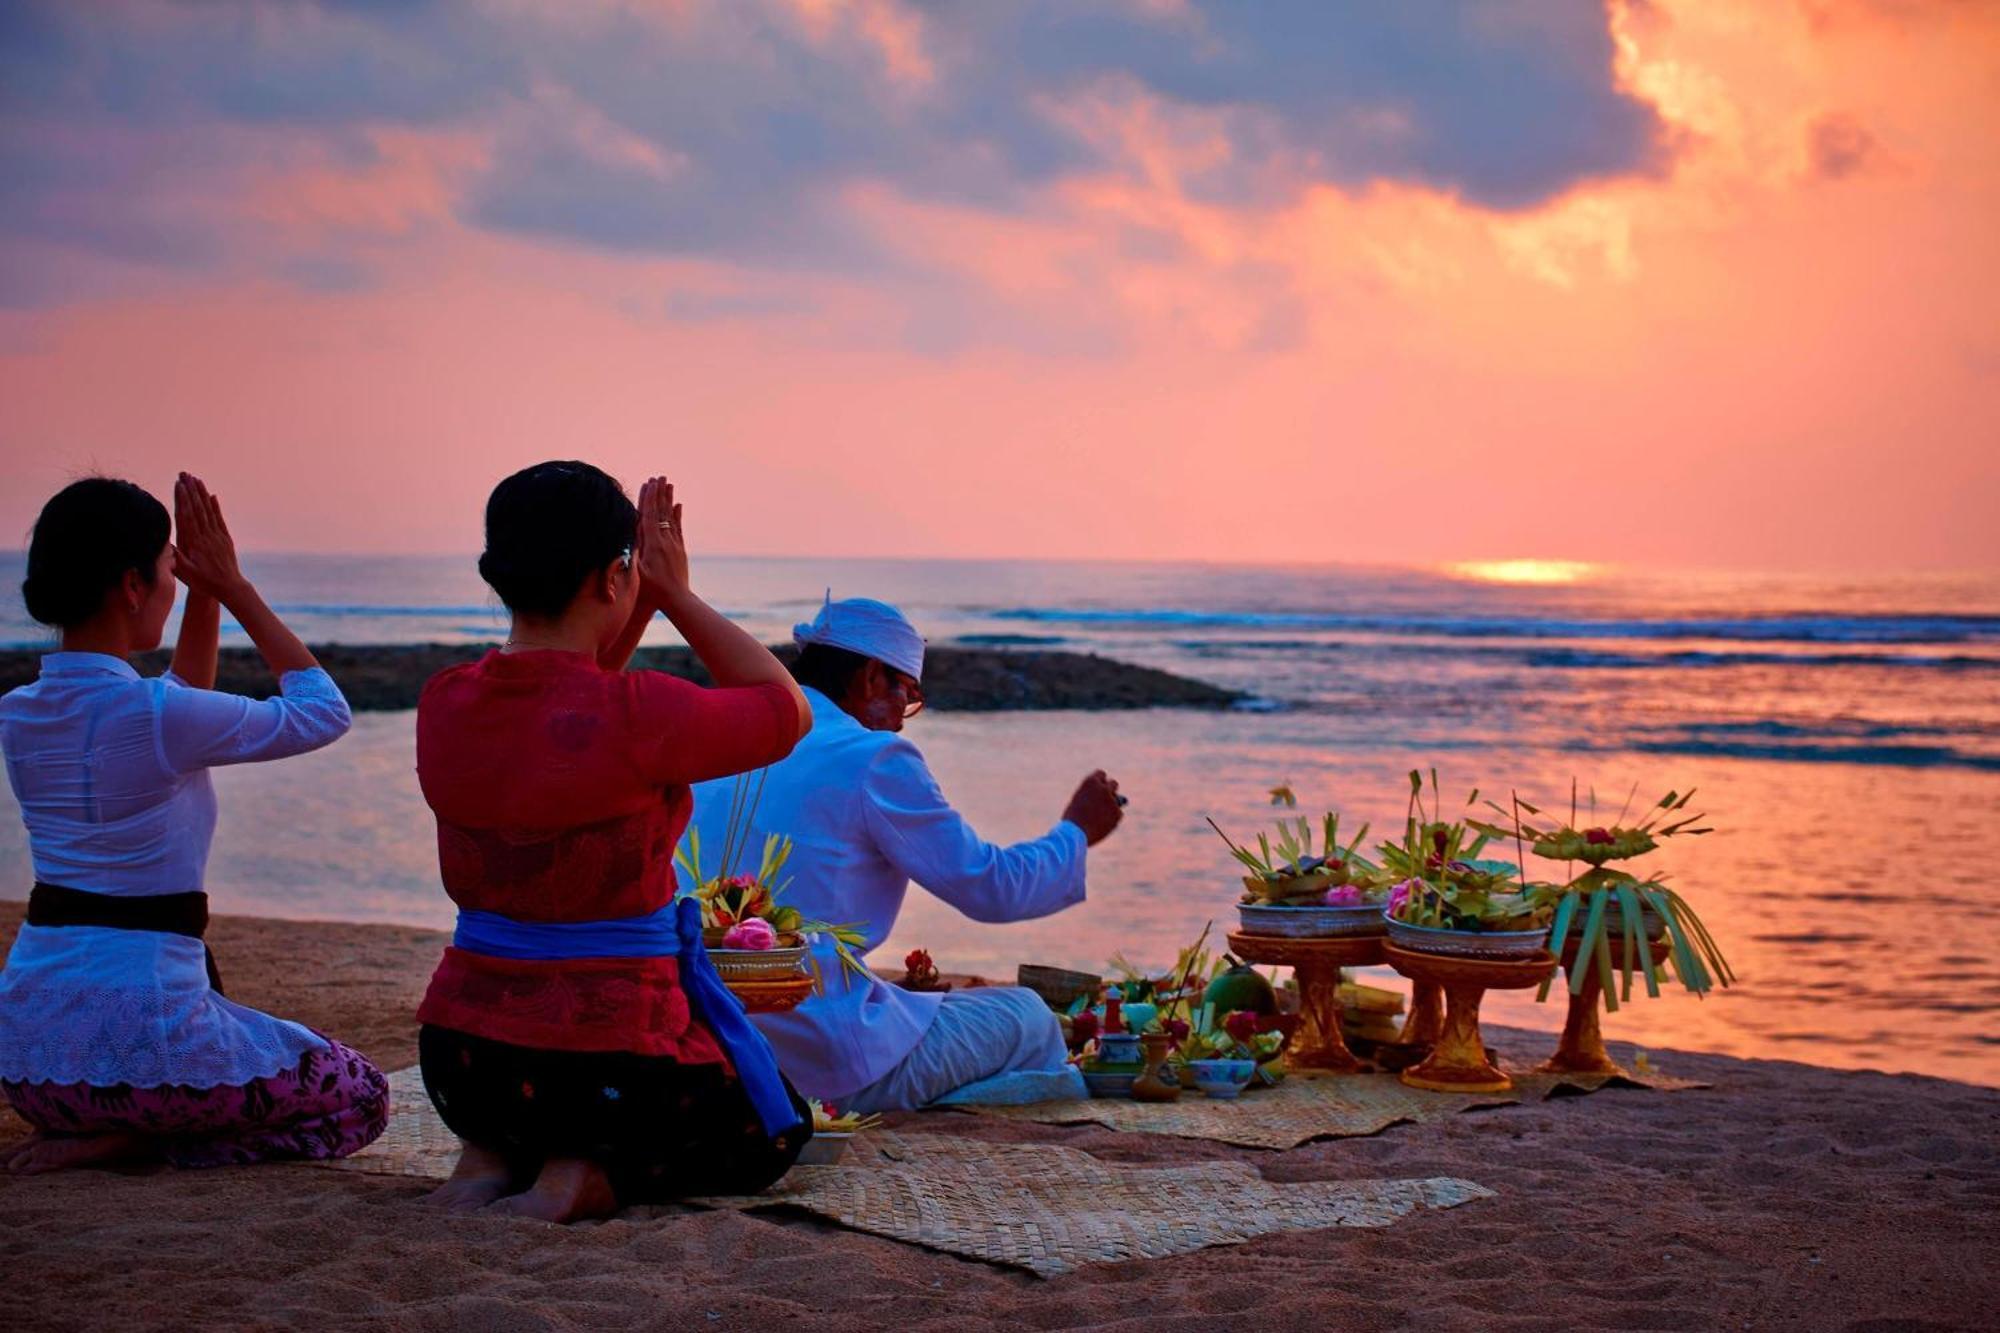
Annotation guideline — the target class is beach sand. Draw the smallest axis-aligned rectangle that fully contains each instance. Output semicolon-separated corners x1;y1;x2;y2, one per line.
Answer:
2;903;1993;1331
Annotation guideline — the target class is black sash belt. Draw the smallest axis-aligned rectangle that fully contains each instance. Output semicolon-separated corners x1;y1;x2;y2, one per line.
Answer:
27;882;225;996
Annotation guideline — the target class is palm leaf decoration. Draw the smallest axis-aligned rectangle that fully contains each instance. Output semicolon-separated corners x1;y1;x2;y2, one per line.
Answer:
1480;785;1734;1012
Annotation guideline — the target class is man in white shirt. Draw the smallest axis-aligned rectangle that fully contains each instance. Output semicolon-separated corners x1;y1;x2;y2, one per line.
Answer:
682;596;1123;1113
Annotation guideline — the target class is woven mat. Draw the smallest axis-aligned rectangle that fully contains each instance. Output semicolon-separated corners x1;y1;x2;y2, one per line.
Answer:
329;1066;1706;1180
320;1071;1493;1277
951;1066;1706;1150
322;1066;462;1181
691;1129;1492;1276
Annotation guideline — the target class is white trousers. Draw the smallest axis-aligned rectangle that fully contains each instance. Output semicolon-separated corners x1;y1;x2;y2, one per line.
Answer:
840;986;1068;1114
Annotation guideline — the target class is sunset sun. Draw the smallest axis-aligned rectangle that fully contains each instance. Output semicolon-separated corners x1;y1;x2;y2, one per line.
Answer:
1444;559;1599;586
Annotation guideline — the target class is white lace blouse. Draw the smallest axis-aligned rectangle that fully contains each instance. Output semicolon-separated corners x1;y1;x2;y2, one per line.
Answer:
0;652;352;1088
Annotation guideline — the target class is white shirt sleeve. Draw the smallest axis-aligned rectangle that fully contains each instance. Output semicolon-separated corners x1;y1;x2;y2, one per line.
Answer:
859;737;1087;924
158;667;354;773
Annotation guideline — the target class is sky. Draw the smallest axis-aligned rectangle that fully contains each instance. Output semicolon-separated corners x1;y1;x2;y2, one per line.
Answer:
0;0;1995;571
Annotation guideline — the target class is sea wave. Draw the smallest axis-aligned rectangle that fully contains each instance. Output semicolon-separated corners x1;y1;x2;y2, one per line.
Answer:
953;633;1070;647
268;603;501;618
1607;720;2000;772
1168;637;1997;673
994;606;2000;645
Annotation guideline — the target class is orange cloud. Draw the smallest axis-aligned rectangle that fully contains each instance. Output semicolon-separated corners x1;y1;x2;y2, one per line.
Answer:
1;0;1995;572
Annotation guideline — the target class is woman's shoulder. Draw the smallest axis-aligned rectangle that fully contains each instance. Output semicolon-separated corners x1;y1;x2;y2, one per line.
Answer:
416;654;503;709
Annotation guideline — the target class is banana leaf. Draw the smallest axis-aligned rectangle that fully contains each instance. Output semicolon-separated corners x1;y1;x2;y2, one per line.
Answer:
1672;886;1732;982
1548;890;1579;965
1571;891;1608;1001
1592;913;1619;1014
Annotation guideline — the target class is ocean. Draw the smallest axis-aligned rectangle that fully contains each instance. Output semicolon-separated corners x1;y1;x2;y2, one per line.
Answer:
3;553;1997;1086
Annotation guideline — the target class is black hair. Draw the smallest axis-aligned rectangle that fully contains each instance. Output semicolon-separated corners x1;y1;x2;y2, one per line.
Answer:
791;642;874;700
22;478;171;629
476;461;638;618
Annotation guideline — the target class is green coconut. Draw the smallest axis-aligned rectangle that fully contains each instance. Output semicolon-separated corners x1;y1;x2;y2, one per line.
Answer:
1203;956;1277;1016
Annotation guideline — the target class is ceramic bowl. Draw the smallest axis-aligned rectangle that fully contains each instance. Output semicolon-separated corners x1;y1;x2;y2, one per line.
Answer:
1082;1069;1138;1099
1184;1058;1257;1099
1119;1001;1159;1034
1385;918;1551;960
1237;901;1387;939
1095;1032;1143;1066
795;1132;852;1166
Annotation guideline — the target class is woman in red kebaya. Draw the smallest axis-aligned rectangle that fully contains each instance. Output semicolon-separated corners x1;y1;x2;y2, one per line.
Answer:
415;462;813;1222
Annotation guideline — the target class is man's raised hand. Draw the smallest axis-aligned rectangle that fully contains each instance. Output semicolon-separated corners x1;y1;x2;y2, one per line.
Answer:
1063;770;1124;846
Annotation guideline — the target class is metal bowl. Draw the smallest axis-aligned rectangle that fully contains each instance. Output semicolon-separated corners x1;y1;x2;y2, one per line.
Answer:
1237;901;1388;939
707;943;812;982
1385;918;1551;960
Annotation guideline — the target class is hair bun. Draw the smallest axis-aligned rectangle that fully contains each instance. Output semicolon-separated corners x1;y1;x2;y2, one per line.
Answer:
21;477;171;630
477;462;638;618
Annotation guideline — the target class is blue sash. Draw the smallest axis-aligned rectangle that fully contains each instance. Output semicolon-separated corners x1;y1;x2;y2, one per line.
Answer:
453;897;803;1139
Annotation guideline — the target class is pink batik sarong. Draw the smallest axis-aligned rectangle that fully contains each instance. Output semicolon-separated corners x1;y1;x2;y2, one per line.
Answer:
2;1036;388;1168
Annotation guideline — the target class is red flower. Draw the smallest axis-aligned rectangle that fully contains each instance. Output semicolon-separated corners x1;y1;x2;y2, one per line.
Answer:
905;949;934;973
1585;827;1614;845
1223;1010;1259;1042
1164;1017;1190;1043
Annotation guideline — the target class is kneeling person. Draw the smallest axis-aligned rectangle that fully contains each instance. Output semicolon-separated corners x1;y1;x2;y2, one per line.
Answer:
684;597;1123;1114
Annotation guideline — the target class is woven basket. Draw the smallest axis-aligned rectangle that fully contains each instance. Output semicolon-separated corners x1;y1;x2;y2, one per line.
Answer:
1018;964;1101;1012
727;973;815;1013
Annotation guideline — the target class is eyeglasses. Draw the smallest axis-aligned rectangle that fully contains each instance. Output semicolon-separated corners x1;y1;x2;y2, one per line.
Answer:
889;670;925;719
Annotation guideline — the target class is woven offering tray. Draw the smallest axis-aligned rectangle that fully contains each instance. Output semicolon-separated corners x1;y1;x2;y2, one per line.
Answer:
725;973;815;1013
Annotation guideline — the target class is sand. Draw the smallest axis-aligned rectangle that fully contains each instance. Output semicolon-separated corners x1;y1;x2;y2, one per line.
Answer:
2;902;1994;1331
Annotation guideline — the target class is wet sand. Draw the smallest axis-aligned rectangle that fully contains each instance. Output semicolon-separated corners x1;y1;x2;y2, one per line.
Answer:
1;903;1994;1331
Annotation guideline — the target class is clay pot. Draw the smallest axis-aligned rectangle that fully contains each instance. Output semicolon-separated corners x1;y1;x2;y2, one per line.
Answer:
1131;1032;1181;1103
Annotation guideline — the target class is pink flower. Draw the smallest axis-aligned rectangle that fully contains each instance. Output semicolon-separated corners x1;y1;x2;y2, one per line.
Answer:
1387;878;1420;914
1324;884;1365;907
721;918;779;950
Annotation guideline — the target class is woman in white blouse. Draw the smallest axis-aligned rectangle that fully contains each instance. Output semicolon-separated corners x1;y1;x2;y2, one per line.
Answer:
0;475;387;1174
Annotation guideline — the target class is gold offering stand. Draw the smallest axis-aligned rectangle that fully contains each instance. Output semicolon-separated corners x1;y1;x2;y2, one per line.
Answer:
1225;931;1384;1074
1383;943;1557;1094
1398;979;1445;1047
1538;934;1673;1077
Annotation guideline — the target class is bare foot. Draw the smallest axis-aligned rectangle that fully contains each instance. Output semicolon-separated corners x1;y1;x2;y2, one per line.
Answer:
422;1144;518;1212
483;1157;618;1224
1;1132;149;1175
